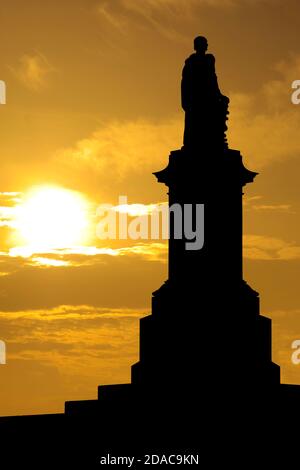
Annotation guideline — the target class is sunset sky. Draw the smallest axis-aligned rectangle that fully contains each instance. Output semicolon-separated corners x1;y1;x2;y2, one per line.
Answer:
1;0;300;415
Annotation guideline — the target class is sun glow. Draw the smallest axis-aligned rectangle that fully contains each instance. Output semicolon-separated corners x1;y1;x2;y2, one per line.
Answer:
13;186;89;253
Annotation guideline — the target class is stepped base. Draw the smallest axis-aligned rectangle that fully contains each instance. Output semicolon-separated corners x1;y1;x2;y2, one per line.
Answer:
65;399;99;416
64;380;299;418
65;384;134;416
1;383;300;465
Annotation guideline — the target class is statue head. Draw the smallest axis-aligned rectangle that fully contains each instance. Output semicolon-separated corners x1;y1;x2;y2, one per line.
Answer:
194;36;208;54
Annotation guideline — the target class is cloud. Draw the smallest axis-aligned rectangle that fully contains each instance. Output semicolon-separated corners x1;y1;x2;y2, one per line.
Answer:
96;0;280;44
243;196;292;212
0;245;167;311
113;201;167;216
30;257;70;267
56;117;182;180
0;206;15;228
8;242;168;264
97;0;199;42
229;55;300;169
251;204;291;212
9;53;54;91
0;186;168;267
97;2;128;32
0;305;147;415
120;0;200;42
54;53;300;184
244;235;300;260
0;192;22;228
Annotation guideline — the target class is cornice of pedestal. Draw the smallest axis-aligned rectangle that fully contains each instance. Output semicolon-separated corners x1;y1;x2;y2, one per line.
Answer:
153;146;258;188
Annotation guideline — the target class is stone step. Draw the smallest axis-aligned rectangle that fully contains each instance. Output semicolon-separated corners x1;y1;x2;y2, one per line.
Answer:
97;383;133;401
65;399;99;416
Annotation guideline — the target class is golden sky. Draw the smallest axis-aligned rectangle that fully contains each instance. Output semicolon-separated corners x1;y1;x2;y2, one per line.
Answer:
1;0;300;415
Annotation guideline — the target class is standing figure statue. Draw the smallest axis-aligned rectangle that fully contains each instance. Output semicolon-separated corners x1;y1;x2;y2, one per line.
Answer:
181;36;229;149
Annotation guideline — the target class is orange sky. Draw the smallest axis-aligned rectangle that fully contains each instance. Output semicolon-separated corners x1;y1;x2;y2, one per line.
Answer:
0;0;300;415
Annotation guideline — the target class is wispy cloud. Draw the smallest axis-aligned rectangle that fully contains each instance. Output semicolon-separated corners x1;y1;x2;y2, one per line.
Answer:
243;196;292;213
0;192;22;228
97;0;198;42
29;257;70;268
8;242;167;265
229;55;300;169
113;201;167;216
96;0;280;43
244;234;300;260
9;53;54;91
56;117;182;180
0;305;147;415
251;204;291;212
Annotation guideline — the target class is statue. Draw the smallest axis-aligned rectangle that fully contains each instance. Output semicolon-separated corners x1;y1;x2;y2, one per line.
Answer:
181;36;229;149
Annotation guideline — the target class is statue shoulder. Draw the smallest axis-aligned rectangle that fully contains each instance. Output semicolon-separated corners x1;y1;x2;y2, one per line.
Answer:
182;53;197;78
205;53;216;64
184;53;197;66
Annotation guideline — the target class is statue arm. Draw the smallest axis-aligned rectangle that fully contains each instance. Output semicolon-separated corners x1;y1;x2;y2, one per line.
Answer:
181;63;191;111
206;54;221;96
206;54;229;103
181;56;196;111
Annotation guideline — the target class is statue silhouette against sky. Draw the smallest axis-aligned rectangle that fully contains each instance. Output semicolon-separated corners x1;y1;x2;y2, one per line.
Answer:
0;33;296;466
181;36;229;148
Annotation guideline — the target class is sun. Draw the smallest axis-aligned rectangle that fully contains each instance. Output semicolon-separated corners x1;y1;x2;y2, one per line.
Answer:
14;186;89;252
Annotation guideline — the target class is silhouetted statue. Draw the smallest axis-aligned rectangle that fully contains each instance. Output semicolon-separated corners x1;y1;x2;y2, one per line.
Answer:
182;36;229;148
